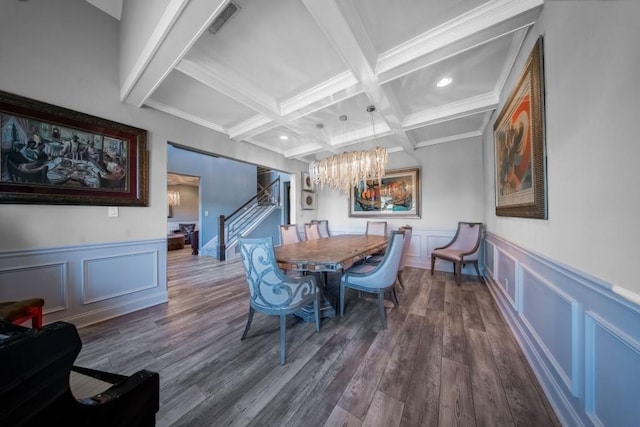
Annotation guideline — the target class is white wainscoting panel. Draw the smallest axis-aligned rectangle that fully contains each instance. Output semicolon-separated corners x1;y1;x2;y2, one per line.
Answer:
0;239;168;328
484;232;640;427
0;261;68;314
585;311;640;427
83;251;159;304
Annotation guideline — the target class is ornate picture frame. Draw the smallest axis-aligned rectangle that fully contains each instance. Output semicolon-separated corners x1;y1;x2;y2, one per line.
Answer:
349;167;420;218
494;37;547;219
0;90;148;206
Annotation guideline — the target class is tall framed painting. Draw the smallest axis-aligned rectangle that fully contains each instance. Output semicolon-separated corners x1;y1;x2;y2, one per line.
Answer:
494;37;547;219
349;167;420;218
0;90;148;206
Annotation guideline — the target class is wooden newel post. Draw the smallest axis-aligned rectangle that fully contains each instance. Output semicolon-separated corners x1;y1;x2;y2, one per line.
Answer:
218;215;226;261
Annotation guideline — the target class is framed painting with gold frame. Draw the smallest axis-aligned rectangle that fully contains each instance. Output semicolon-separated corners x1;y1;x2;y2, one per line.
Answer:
494;37;547;219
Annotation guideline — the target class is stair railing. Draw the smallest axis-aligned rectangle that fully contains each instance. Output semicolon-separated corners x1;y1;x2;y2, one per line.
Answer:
218;177;280;260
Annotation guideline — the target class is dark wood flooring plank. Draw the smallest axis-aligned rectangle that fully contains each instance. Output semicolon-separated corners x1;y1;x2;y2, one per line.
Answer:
338;316;404;419
324;405;362;427
378;313;425;401
465;328;513;426
399;309;444;427
442;301;469;366
460;289;485;332
361;390;404;427
439;357;476;427
247;333;348;426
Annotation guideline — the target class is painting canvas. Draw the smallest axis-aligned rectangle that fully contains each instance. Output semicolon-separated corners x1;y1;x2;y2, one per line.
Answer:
0;91;148;206
494;37;546;219
349;167;420;218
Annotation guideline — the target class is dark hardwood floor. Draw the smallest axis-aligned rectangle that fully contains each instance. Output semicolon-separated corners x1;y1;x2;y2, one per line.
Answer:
75;247;560;427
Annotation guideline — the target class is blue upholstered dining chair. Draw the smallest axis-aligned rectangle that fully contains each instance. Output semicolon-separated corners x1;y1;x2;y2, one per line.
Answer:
238;237;320;365
340;231;405;329
366;226;413;290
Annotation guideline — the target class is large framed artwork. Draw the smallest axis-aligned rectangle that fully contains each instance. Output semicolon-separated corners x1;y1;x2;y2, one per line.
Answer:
0;90;148;206
494;37;547;219
349;167;420;218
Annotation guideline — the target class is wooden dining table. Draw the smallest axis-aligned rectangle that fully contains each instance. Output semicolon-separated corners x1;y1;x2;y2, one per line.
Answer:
275;234;388;320
275;234;387;272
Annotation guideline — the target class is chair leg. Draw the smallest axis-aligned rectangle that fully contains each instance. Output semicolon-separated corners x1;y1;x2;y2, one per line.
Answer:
473;262;483;282
340;283;346;317
377;293;387;330
455;262;462;285
280;314;287;365
314;292;321;332
241;306;254;340
431;255;436;275
390;286;399;308
29;306;43;329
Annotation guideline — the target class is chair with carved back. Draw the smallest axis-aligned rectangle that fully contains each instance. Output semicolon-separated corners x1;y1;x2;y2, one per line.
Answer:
238;237;320;365
431;222;483;285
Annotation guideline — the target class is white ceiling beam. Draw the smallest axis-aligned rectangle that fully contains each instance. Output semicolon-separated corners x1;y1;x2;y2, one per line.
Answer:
303;0;416;154
121;0;228;107
402;93;499;130
376;0;543;79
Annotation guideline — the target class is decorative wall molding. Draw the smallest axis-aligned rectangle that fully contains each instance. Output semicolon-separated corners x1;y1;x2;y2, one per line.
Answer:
0;239;168;328
484;232;640;427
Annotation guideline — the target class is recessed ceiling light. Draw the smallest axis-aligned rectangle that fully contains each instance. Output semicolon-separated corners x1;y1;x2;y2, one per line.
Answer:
279;135;289;140
437;77;453;88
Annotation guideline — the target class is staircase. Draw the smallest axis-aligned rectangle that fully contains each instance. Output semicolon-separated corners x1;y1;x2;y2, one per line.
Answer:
201;177;280;260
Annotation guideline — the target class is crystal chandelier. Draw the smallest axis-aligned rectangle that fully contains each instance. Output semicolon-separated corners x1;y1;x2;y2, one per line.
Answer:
308;107;388;194
167;190;181;206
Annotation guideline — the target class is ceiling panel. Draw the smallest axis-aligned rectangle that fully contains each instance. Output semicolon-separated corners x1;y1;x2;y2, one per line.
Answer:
151;70;257;129
352;0;490;54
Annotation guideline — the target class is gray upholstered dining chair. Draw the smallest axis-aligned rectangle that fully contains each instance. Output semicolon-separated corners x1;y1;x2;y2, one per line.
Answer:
431;222;483;285
339;231;405;329
311;219;330;238
366;225;412;290
279;224;301;245
238;237;320;365
304;223;322;240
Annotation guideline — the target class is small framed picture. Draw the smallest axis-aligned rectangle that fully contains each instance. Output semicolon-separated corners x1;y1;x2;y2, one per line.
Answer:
302;171;313;191
301;190;316;210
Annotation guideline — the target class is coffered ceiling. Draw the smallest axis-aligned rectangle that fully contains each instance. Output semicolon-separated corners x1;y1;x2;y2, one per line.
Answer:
90;0;543;163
